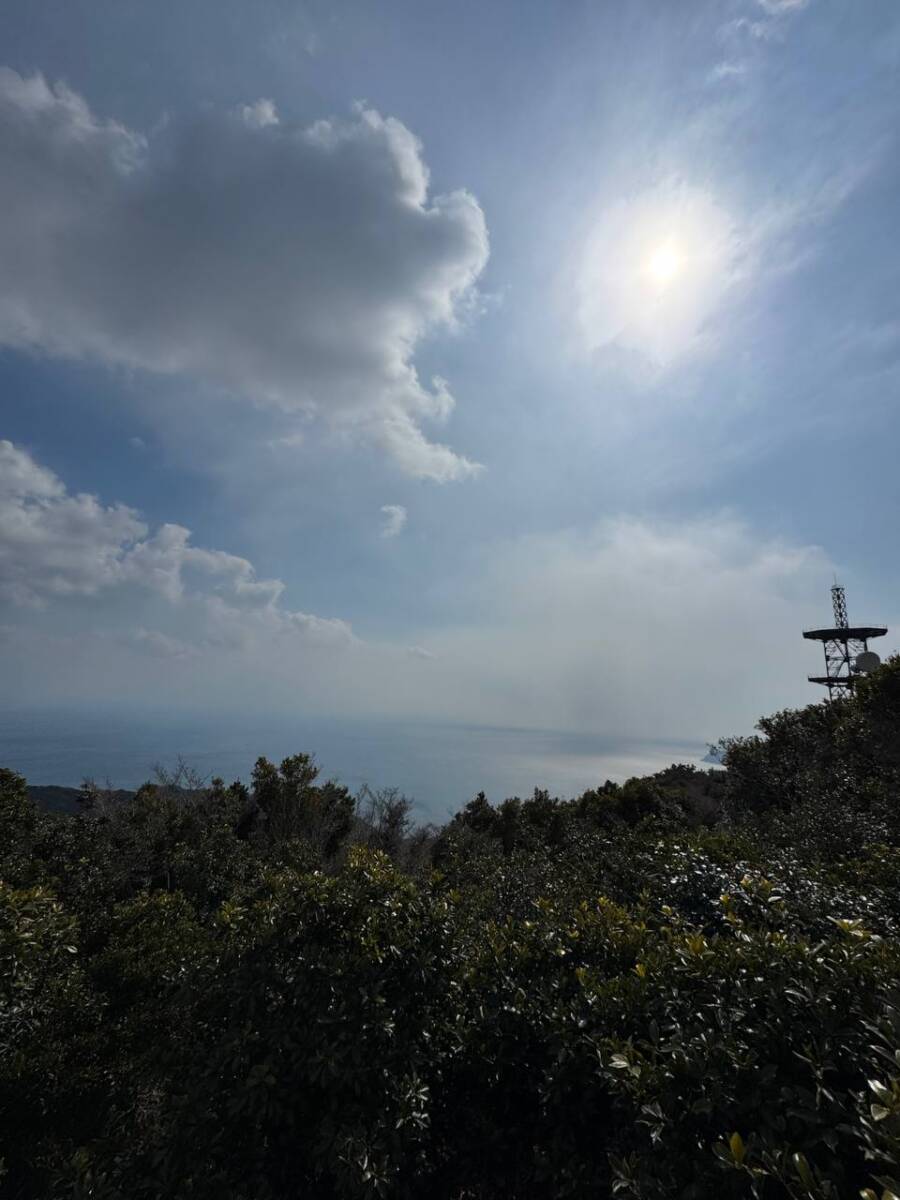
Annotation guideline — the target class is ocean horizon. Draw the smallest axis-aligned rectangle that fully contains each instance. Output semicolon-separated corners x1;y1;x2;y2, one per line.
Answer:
0;708;707;824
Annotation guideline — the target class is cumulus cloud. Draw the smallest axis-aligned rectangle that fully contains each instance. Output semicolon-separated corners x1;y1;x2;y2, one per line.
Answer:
379;504;407;538
0;440;351;649
0;439;148;606
0;69;488;480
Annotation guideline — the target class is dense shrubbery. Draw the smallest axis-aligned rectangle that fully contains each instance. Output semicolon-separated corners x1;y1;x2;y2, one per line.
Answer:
3;660;900;1198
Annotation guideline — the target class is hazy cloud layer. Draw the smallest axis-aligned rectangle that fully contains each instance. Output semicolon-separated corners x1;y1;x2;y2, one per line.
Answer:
1;442;854;747
414;516;839;739
0;69;488;479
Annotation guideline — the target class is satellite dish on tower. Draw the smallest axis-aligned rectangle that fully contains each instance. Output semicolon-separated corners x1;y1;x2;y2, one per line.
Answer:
853;650;881;674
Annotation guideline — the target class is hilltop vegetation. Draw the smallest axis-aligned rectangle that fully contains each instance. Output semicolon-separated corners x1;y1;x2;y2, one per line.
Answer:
3;660;900;1199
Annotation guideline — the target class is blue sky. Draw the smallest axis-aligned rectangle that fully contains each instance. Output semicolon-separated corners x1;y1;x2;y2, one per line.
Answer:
2;0;899;758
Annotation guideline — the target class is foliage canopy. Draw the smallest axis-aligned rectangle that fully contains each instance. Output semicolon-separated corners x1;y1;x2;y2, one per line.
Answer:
3;659;900;1198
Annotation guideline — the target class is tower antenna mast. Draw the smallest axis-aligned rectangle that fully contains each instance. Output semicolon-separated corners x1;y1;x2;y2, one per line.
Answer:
803;584;886;699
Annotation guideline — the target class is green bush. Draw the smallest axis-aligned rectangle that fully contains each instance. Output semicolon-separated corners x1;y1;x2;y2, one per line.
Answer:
3;663;900;1197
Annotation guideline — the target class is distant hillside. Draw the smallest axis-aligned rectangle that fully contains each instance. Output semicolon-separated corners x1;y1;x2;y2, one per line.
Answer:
27;785;135;814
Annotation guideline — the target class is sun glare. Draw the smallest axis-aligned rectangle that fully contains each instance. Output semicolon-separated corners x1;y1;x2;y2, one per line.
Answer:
646;241;683;287
574;182;735;362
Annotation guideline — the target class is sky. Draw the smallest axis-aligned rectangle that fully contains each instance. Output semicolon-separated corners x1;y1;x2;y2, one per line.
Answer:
1;0;899;780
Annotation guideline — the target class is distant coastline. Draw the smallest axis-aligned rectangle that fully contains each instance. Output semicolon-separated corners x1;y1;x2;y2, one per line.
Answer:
5;708;709;823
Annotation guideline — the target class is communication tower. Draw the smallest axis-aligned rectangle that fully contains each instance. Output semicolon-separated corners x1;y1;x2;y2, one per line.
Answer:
803;584;887;699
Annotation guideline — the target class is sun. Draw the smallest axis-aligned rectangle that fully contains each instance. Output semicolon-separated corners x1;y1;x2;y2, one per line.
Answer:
574;182;736;362
645;241;684;288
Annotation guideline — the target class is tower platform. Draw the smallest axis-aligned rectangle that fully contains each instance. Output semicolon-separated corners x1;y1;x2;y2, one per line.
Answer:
803;625;887;642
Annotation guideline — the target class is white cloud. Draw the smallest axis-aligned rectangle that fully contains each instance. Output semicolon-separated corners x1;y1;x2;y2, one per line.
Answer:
407;645;435;659
0;438;66;501
0;439;147;606
379;504;407;538
707;61;748;84
118;522;288;607
239;98;279;128
132;627;198;659
0;440;351;650
0;68;488;480
721;0;812;44
757;0;809;13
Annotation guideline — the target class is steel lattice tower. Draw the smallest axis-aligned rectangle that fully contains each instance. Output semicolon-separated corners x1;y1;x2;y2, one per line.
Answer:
803;585;887;699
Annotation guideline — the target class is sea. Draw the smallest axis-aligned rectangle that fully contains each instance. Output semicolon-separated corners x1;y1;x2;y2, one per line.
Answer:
0;708;707;824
